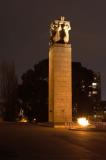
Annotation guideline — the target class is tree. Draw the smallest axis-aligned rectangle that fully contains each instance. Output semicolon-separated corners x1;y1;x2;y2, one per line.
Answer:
18;59;48;122
19;59;100;121
0;61;18;121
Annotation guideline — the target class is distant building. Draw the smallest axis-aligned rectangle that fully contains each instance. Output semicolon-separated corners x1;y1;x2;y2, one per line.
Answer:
100;101;106;113
72;62;101;119
93;100;106;121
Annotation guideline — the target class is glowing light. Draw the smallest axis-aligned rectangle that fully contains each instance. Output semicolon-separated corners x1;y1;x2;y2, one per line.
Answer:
77;117;89;127
92;82;97;89
20;117;28;122
33;118;36;123
92;82;97;86
92;91;97;94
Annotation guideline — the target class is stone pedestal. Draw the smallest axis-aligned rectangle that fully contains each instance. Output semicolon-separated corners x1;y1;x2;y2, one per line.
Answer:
49;44;72;127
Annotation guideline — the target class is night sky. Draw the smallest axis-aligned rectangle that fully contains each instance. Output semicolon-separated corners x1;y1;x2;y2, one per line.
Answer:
0;0;106;100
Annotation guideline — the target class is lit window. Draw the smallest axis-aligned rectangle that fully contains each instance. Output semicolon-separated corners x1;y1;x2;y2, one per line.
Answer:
88;91;92;97
82;85;85;88
92;82;98;89
92;82;97;86
88;85;92;88
94;115;97;118
92;91;97;94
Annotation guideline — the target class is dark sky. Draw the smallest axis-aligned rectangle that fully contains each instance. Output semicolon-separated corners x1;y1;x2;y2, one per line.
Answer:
0;0;106;100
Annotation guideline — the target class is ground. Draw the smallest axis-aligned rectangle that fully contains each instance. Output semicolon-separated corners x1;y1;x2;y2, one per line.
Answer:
0;123;106;160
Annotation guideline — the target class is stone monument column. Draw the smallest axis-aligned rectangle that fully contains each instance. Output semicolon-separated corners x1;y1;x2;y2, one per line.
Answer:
49;17;72;127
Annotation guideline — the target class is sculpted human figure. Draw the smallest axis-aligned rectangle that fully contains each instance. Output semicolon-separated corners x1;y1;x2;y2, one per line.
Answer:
50;17;71;45
53;23;62;42
63;22;71;43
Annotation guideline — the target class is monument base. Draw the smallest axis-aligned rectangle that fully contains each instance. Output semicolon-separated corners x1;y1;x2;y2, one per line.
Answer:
49;44;72;124
48;121;72;128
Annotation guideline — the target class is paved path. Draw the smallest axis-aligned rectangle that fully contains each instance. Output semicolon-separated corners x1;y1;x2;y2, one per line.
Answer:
0;123;106;160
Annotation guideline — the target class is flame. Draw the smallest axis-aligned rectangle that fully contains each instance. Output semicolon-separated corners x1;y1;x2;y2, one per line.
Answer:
77;117;89;127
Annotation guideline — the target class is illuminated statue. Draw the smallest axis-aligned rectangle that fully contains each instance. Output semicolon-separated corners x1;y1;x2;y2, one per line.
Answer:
49;16;72;126
63;22;71;43
53;23;62;42
50;16;71;45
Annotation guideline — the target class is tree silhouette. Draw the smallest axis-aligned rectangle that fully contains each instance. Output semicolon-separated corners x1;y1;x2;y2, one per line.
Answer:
18;59;48;122
0;61;18;121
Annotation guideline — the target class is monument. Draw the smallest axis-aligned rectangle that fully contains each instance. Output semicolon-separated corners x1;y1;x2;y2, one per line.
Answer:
48;17;72;127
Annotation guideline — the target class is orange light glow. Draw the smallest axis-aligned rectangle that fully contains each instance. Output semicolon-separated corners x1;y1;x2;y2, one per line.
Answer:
77;117;89;127
20;117;28;123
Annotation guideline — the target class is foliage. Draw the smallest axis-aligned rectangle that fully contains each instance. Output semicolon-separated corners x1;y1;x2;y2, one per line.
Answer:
18;59;48;122
0;61;18;121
